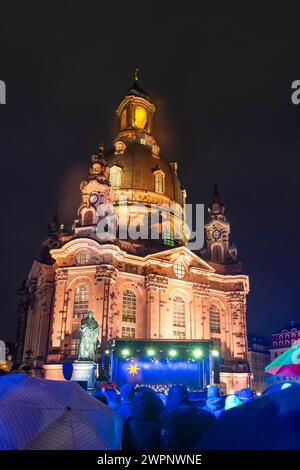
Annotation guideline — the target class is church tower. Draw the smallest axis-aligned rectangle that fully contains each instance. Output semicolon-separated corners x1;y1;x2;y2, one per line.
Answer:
114;68;157;148
105;70;188;251
73;143;117;241
17;76;251;393
203;186;238;267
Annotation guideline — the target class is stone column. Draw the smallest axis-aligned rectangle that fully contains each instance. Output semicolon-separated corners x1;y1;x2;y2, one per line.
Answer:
94;264;118;348
193;282;210;339
145;274;168;339
49;268;68;352
227;291;247;360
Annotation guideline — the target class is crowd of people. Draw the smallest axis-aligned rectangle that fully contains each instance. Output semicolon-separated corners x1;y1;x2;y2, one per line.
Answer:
92;381;300;450
1;368;300;450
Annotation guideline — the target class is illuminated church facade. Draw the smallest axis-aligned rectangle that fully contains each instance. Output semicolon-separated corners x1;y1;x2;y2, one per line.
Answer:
15;75;250;392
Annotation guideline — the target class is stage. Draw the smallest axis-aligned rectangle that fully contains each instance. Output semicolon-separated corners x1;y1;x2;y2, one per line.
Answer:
107;339;219;390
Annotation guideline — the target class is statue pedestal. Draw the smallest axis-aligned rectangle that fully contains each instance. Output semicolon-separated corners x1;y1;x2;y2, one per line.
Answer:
72;361;97;390
43;364;65;381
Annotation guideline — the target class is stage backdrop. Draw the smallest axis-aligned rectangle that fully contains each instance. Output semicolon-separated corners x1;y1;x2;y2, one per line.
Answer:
111;357;210;389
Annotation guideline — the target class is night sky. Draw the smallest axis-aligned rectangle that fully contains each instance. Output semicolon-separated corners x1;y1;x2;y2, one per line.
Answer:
1;2;300;342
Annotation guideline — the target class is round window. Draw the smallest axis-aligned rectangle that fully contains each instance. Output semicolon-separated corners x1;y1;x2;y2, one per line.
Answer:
75;250;91;265
173;260;186;279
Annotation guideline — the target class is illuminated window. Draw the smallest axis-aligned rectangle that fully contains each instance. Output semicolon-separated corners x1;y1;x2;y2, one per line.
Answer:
163;227;175;246
72;322;80;335
134;106;147;129
83;210;93;226
73;284;89;318
173;295;186;339
121;109;127;129
110;165;122;189
211;337;222;352
154;171;165;193
209;305;221;334
125;264;138;274
122;326;136;338
122;290;136;323
75;250;91;265
173;259;186;279
71;338;80;356
71;323;81;356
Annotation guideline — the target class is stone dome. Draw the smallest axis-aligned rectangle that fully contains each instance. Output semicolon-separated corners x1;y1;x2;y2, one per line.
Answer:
105;141;184;207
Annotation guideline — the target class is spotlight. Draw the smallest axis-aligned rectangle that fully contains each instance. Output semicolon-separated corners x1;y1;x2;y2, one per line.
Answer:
211;349;219;357
105;349;110;355
193;349;203;359
121;348;130;357
169;349;177;357
256;392;262;396
147;349;155;357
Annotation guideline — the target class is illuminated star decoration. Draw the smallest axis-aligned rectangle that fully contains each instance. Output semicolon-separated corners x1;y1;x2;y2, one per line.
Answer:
127;363;140;375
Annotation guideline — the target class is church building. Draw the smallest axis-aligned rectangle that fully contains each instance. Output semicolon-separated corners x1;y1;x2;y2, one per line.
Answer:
15;74;251;393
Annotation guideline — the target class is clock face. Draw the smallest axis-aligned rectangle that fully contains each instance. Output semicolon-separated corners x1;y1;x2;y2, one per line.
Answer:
89;193;98;204
212;229;222;240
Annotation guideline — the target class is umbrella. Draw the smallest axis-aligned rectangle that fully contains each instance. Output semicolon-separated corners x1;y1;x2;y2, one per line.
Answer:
197;386;300;449
262;382;300;396
265;343;300;376
0;374;122;450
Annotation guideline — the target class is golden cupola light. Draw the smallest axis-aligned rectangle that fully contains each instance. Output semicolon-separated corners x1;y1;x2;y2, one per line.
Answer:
114;68;157;147
105;71;188;250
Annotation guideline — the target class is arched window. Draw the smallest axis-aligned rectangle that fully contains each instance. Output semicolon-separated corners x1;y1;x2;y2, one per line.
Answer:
134;105;147;129
122;290;136;323
73;284;89;318
71;322;81;356
209;304;221;334
122;326;135;338
211;244;222;262
163;227;175;246
83;210;93;226
110;165;122;189
173;295;186;339
154;171;165;193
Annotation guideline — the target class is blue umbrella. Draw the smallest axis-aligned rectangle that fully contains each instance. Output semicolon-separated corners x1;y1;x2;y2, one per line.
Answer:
197;386;300;450
0;374;122;450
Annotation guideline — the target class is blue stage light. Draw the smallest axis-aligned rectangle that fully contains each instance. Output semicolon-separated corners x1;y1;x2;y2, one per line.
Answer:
211;349;219;357
169;349;177;357
121;348;130;357
193;348;203;358
147;349;155;356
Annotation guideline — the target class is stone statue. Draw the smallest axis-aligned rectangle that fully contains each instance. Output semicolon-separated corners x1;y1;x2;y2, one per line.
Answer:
78;311;99;361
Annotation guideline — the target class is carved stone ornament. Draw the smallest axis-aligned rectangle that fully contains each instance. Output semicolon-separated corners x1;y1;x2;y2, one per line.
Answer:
145;274;168;292
55;268;68;284
227;291;244;304
94;264;117;283
193;282;210;298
